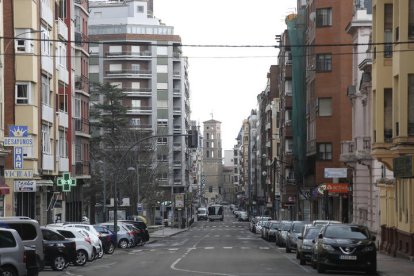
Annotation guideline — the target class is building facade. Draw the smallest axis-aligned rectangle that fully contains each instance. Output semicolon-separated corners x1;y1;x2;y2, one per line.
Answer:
371;0;414;259
88;0;191;223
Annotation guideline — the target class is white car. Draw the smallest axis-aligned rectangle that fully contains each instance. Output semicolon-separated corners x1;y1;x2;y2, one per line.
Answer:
48;226;94;266
63;224;104;259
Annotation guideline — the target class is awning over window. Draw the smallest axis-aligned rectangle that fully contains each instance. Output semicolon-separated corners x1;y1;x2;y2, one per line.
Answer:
0;181;10;195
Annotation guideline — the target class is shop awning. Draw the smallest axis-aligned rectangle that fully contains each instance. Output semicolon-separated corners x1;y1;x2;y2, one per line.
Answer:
0;181;10;195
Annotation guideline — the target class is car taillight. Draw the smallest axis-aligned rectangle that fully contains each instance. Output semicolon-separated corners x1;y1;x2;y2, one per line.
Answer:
128;231;133;236
85;237;92;244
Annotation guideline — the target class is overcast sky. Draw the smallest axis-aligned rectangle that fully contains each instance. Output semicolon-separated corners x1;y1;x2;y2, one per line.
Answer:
153;0;296;150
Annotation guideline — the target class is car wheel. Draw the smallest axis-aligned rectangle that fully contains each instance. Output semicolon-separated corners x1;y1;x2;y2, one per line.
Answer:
51;255;66;271
1;266;17;276
366;259;377;275
299;256;306;265
317;260;325;273
75;250;87;266
98;247;104;258
92;248;98;260
106;242;115;254
119;238;129;249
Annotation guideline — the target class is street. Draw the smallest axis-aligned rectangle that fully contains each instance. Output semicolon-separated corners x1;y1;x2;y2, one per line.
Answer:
40;209;414;276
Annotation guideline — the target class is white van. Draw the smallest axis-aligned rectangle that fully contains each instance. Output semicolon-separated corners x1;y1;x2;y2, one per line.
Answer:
197;208;208;220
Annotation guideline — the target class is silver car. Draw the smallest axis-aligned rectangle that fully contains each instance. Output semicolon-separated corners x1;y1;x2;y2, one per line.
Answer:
99;222;135;249
0;227;34;276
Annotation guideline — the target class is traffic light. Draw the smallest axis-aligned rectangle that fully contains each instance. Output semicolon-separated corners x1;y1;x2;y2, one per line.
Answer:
187;130;198;148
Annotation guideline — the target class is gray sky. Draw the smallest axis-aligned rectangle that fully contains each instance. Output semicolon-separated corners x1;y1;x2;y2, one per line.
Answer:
154;0;296;150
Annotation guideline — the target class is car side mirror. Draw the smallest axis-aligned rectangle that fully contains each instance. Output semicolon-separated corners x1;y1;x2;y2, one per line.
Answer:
318;233;323;239
298;235;303;240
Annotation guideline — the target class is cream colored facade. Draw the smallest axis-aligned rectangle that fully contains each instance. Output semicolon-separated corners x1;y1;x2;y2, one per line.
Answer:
372;0;414;258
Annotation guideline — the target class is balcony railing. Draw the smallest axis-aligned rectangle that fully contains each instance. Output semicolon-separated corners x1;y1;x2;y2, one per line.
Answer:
106;70;152;76
126;106;152;114
75;161;90;176
105;51;151;57
75;75;89;90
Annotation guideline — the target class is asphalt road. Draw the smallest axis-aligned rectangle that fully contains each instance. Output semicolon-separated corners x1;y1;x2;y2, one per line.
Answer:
40;210;414;276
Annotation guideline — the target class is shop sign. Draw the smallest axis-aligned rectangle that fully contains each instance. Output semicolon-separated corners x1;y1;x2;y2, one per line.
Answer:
14;180;36;192
175;193;184;208
324;168;347;178
317;183;349;194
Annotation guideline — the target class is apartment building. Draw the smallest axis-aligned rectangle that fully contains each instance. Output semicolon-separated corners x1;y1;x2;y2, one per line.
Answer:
0;0;7;216
301;0;353;222
88;0;191;221
1;0;90;224
341;0;382;237
371;0;414;258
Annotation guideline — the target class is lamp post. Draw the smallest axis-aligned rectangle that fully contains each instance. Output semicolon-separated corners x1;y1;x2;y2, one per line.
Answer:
127;165;140;217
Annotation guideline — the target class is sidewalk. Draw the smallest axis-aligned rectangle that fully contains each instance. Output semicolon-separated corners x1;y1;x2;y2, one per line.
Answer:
377;251;414;276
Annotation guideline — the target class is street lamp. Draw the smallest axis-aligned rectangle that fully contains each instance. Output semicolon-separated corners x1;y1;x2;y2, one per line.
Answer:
127;165;140;217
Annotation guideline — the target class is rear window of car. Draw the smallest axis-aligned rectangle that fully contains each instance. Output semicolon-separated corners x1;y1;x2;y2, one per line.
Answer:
292;223;305;233
42;229;66;241
6;223;37;240
57;230;75;238
0;230;17;248
304;228;320;239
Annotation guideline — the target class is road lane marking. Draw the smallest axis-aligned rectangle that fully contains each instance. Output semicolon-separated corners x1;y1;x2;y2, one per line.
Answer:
223;247;232;249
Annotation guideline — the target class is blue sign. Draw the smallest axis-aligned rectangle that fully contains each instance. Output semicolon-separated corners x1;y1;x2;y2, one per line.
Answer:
9;126;28;137
14;147;23;169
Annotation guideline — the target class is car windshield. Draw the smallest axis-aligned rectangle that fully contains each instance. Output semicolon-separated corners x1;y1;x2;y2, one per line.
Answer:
304;228;320;239
325;225;370;239
270;223;279;229
292;223;305;233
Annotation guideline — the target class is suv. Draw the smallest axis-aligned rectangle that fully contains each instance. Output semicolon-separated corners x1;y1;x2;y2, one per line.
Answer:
0;227;39;276
0;217;44;271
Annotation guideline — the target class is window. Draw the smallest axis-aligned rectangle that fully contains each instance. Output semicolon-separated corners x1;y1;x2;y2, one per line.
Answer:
317;143;332;160
0;230;17;248
157;100;168;108
410;0;414;39
318;98;332;116
285;80;292;95
316;54;332;72
137;5;144;13
384;4;393;58
74;97;81;118
131;100;141;108
316;8;332;27
157;65;168;73
157;46;168;56
42;75;51;105
132;64;140;73
15;29;35;53
408;75;414;135
16;83;31;104
285;139;293;153
157;137;167;144
110;82;122;89
109;46;122;53
58;42;66;68
59;130;67;158
109;64;121;72
42;124;52;154
384;88;393;142
157;83;168;90
41;27;51;56
130;118;141;126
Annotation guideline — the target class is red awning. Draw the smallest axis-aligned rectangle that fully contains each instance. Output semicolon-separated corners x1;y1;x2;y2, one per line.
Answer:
0;182;10;195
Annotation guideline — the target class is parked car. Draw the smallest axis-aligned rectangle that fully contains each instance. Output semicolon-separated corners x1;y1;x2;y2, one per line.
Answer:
118;220;149;242
0;227;39;276
312;220;341;227
41;227;76;271
48;226;95;266
286;221;308;253
266;221;280;242
275;220;292;247
311;224;377;274
0;217;45;271
296;226;321;265
238;211;249;222
62;223;104;259
93;225;116;254
99;223;135;249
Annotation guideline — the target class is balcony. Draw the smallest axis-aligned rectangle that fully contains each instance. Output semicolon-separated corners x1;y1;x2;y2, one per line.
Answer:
42;154;54;171
124;88;152;97
126;106;152;115
105;51;151;59
42;104;54;123
75;32;83;47
57;18;68;41
59;157;69;172
75;75;89;91
173;125;182;133
41;2;53;26
57;111;68;128
105;69;152;78
173;88;181;97
173;143;182;151
75;161;90;176
354;136;372;161
173;161;182;168
340;140;357;163
173;108;182;115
